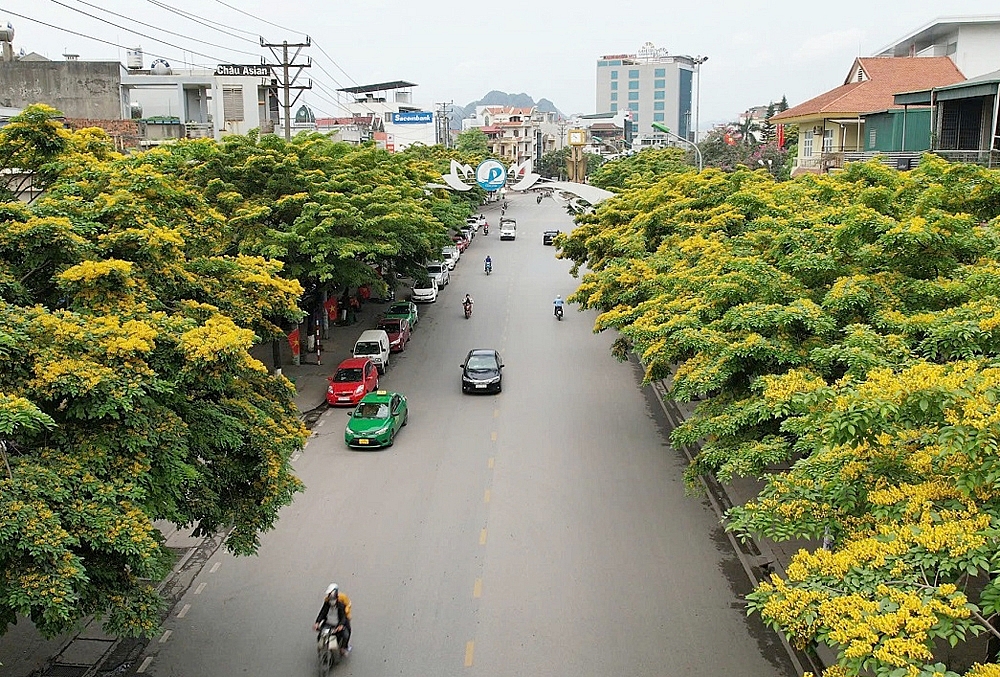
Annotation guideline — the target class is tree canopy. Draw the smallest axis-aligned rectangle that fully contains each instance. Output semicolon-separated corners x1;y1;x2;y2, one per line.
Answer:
559;155;1000;676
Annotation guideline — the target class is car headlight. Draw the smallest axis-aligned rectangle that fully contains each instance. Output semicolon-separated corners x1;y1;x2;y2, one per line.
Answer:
354;385;365;394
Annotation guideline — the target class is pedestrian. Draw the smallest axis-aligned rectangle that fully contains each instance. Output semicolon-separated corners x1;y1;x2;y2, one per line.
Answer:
348;296;360;325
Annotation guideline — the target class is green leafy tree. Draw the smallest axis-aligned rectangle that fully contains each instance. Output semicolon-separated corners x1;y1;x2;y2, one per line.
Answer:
588;146;692;191
558;155;1000;676
456;128;489;155
0;104;70;203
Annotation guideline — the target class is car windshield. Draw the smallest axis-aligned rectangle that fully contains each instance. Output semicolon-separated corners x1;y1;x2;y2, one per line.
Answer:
388;304;409;314
466;355;497;371
377;321;400;333
355;342;380;355
427;265;442;273
333;368;363;382
356;402;390;419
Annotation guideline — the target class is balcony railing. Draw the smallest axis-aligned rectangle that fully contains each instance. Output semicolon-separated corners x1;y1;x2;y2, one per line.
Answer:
932;149;1000;167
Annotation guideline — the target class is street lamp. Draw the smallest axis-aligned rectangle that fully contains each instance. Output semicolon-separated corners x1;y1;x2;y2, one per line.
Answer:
692;55;708;144
651;121;702;172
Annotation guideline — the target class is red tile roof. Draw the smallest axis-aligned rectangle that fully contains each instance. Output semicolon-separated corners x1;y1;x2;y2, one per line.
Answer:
772;56;964;122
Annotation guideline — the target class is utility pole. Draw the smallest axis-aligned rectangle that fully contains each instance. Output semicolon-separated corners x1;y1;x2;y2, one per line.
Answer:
261;37;312;141
435;101;453;147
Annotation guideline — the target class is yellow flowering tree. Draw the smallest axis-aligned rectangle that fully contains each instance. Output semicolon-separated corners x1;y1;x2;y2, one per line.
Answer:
559;155;1000;673
0;123;307;638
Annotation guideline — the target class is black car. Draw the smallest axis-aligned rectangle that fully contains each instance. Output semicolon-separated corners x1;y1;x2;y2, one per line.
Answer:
461;349;503;393
542;230;561;245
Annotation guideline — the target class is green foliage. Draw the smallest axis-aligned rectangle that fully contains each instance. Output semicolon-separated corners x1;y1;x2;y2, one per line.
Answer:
0;104;70;202
456;128;489;155
560;154;1000;674
539;147;604;180
588;147;693;191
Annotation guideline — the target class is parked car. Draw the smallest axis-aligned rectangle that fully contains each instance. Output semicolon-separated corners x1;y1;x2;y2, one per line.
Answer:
326;357;379;406
542;229;561;245
411;277;439;303
344;390;408;448
465;216;480;230
376;318;411;352
384;300;418;326
477;214;488;228
353;329;390;374
461;226;476;241
451;234;469;252
426;261;450;288
441;249;459;270
460;348;504;394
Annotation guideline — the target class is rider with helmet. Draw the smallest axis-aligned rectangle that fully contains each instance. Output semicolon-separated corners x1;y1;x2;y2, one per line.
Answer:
553;295;565;318
484;255;492;274
313;583;352;656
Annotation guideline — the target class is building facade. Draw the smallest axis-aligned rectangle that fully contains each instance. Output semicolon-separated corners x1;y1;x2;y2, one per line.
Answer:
874;16;1000;80
337;81;435;151
595;42;694;141
462;105;558;164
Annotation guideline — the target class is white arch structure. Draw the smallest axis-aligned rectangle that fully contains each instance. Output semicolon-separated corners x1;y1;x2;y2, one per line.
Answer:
437;159;615;205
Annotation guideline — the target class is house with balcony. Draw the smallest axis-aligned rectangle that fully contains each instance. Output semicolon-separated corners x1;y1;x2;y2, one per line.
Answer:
464;105;558;164
772;56;964;175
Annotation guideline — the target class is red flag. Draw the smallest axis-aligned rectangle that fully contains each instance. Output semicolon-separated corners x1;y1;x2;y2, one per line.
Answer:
323;297;338;321
287;327;301;357
777;124;785;148
724;132;736;146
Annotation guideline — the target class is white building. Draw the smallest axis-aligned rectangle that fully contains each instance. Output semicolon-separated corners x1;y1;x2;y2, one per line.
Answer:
595;42;695;140
874;16;1000;80
463;105;559;162
337;80;435;151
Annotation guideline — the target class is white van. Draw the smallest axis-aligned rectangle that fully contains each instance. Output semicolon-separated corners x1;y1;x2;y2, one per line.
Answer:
353;329;390;374
499;218;516;241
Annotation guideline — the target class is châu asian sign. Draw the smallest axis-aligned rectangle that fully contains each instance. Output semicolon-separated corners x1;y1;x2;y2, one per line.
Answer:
215;64;272;77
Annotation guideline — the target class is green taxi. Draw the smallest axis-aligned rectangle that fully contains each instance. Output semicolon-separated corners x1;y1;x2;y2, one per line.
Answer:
384;301;419;327
344;390;408;448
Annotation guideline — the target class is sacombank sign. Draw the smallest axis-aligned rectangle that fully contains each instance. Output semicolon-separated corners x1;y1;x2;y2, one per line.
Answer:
392;111;434;124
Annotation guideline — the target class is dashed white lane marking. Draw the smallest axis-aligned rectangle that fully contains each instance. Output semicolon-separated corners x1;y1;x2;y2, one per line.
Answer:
316;420;325;428
291;453;300;462
158;629;172;643
177;604;191;618
194;583;206;595
137;656;153;673
210;562;221;573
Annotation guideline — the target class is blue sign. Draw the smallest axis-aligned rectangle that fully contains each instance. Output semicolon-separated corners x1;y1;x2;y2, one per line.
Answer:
392;111;434;124
476;159;506;191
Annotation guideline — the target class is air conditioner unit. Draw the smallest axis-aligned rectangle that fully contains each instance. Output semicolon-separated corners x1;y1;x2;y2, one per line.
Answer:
813;126;824;135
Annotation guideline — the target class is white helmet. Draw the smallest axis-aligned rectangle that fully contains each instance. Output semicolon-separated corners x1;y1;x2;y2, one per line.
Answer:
325;583;338;597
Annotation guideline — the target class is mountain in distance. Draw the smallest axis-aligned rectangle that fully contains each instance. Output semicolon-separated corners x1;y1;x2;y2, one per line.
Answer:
450;91;564;130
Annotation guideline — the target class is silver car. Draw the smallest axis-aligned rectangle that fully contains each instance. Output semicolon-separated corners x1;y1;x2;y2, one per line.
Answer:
426;262;450;288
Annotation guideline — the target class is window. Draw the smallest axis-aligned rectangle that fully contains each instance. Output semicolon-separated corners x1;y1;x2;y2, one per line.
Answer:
611;81;618;90
610;71;618;79
611;103;618;112
655;68;665;77
654;101;664;111
802;130;814;157
629;80;639;90
654;113;664;122
628;92;639;101
654;79;665;89
385;112;392;122
822;129;833;153
629;69;639;78
869;129;877;148
654;91;665;100
610;92;618;102
222;86;244;121
632;114;639;123
628;103;639;111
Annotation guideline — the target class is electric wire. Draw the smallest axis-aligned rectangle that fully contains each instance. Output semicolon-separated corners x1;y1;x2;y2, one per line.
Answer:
46;0;225;62
144;0;261;43
57;0;261;58
0;6;214;67
209;0;304;37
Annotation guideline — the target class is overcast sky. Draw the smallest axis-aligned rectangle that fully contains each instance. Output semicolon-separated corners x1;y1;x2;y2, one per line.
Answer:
5;0;1000;126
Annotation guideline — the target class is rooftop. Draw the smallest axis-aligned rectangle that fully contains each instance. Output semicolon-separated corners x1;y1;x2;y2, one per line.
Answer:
874;16;1000;57
337;80;416;94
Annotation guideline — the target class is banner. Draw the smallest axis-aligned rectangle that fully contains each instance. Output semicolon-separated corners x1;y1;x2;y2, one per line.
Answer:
323;297;338;321
287;327;301;356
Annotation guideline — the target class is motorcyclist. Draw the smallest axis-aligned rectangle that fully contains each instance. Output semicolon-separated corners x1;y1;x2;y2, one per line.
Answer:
553;295;564;317
313;583;352;656
463;294;474;316
484;255;492;273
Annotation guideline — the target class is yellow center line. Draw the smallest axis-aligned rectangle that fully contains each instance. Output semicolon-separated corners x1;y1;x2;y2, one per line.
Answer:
479;528;488;545
464;640;475;667
493;409;500;418
473;578;483;598
488;457;494;469
484;489;490;503
491;431;497;442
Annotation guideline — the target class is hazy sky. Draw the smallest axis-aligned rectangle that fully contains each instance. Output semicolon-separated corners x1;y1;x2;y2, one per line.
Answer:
5;0;1000;126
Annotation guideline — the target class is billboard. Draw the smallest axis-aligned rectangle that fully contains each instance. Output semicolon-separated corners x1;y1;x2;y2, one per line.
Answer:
392;111;433;124
215;64;271;77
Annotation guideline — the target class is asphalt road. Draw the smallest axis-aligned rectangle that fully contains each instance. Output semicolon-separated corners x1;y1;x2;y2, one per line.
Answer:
142;193;793;677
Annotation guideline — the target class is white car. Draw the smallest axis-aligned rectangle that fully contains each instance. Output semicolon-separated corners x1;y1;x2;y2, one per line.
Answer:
441;248;459;270
425;261;450;288
499;218;516;241
411;277;439;303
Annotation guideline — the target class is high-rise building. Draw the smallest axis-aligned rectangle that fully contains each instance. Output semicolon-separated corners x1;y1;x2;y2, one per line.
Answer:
595;42;694;141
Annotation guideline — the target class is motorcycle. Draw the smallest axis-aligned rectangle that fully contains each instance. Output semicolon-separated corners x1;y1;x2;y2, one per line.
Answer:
484;225;489;235
464;301;473;319
317;623;348;675
554;305;564;321
485;262;492;275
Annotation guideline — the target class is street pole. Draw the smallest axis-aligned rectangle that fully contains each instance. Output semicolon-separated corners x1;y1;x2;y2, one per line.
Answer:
261;37;312;141
651;121;702;172
693;55;708;144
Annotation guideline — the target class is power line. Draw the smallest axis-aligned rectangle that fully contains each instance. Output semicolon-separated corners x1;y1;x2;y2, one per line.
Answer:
47;0;224;62
56;0;261;58
210;0;305;37
0;6;214;67
143;0;261;43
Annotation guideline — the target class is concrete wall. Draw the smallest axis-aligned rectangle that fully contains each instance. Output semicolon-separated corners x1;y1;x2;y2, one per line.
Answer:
955;24;1000;79
0;61;124;119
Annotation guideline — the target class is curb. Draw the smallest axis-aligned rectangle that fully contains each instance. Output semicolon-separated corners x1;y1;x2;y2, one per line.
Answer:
648;376;824;676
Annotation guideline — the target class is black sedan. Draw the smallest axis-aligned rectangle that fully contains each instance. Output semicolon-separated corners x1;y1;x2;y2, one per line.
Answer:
542;230;561;245
461;349;503;394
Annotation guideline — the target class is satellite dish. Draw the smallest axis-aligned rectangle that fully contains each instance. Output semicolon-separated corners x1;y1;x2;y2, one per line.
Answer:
150;58;171;75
